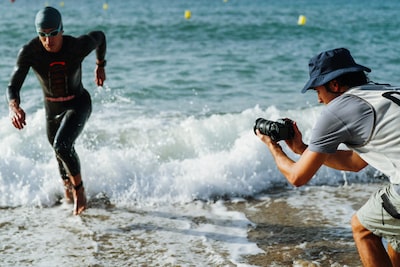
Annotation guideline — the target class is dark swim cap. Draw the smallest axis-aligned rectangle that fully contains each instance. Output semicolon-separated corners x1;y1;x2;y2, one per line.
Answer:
35;7;63;31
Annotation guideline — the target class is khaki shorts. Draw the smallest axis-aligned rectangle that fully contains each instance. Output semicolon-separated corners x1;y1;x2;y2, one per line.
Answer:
357;184;400;251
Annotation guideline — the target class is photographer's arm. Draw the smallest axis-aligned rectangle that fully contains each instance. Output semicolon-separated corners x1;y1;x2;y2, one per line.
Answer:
257;130;327;187
324;150;368;171
283;121;368;172
257;119;368;186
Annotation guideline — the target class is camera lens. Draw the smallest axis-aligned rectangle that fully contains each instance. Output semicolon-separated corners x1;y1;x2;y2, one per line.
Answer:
253;118;294;141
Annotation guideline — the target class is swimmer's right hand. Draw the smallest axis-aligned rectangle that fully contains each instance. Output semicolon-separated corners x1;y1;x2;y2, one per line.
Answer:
9;101;26;130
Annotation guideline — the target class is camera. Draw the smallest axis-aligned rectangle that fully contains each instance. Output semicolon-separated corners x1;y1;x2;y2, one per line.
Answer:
253;118;294;141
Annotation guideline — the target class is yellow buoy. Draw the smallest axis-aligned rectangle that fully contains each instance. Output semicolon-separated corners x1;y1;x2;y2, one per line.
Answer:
103;3;109;10
297;15;307;26
184;10;191;20
59;1;65;7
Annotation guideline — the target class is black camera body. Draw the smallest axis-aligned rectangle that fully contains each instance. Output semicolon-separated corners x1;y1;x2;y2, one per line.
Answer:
253;118;294;141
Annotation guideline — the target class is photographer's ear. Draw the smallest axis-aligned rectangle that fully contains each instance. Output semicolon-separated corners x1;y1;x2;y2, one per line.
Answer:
328;80;337;91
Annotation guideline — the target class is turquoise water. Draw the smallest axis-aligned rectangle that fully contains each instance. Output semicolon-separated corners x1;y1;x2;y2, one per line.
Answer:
3;0;400;116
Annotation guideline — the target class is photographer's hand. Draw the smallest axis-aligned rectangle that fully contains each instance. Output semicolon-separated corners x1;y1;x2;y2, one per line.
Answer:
256;129;282;151
284;121;307;155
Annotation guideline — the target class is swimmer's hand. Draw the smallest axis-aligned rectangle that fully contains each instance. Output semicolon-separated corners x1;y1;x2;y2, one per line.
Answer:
94;64;106;87
9;100;26;130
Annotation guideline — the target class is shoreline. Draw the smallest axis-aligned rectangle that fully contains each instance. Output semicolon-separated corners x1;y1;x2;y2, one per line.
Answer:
227;184;382;266
0;183;383;267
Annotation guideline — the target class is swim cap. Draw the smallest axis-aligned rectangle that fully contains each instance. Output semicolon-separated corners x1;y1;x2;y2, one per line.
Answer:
35;7;63;31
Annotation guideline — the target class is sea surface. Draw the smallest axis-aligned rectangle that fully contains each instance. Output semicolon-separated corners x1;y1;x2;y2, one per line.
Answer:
1;0;399;266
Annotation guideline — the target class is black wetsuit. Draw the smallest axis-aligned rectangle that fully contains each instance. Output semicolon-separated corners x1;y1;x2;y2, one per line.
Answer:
7;31;106;179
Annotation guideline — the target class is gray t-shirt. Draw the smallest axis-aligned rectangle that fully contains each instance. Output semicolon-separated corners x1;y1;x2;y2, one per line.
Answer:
308;94;375;154
308;85;400;183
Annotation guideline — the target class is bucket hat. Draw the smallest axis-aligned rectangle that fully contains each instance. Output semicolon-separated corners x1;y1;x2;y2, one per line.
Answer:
301;48;371;93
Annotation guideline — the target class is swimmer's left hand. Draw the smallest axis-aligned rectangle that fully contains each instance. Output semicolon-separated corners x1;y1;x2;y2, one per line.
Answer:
95;65;106;87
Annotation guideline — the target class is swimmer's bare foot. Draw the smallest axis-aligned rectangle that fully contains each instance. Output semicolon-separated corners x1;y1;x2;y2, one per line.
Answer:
70;174;87;215
62;178;73;204
72;181;87;215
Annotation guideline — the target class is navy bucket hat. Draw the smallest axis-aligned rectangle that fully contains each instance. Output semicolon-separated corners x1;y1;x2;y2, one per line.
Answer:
301;48;371;93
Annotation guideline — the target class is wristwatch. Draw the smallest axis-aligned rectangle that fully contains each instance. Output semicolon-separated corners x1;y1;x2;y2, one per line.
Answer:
96;60;107;67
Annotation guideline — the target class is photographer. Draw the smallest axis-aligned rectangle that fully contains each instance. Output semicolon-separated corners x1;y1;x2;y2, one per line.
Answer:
256;48;400;266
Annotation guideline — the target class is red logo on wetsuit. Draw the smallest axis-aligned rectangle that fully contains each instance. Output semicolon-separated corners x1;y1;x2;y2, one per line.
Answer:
48;61;68;96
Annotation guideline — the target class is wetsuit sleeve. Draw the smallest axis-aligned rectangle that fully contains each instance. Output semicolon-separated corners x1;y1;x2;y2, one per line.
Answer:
87;31;106;61
7;46;32;103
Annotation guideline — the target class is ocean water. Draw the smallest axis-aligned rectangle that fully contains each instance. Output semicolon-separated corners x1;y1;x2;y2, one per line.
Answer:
1;0;400;266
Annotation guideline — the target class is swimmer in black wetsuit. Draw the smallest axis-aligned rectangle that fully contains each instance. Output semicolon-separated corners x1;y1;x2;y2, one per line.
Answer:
7;6;107;215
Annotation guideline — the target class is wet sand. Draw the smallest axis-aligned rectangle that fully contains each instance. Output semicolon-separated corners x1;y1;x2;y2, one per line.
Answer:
230;183;383;267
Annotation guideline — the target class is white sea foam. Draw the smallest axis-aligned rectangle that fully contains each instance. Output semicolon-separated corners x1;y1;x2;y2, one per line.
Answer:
0;200;263;266
0;105;361;208
0;102;379;209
